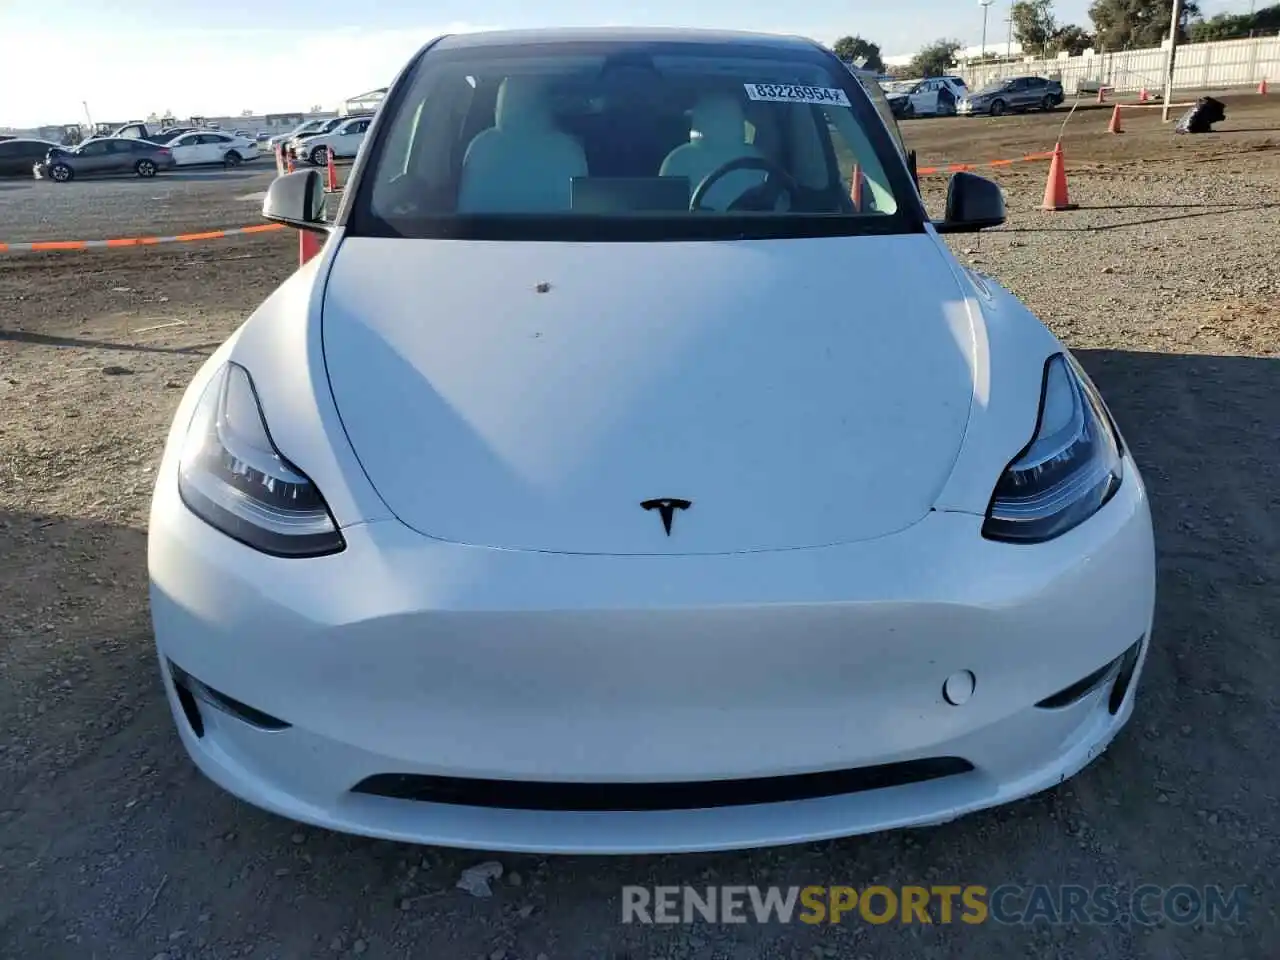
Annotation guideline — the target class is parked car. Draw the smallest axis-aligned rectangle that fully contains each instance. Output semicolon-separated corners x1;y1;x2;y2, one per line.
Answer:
111;122;199;143
34;137;176;182
165;130;260;167
151;26;1155;855
957;76;1064;116
268;119;333;152
883;76;969;118
294;115;373;165
284;116;361;161
0;137;60;177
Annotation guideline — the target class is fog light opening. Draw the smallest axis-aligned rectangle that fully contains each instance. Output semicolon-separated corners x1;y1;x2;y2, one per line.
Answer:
169;665;206;738
167;660;290;731
1108;637;1144;715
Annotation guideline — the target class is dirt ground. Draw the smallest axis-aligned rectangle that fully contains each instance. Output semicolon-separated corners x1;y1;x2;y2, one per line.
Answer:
2;93;1278;960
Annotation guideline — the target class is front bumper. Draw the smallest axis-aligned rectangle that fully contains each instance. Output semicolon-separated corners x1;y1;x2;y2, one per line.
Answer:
956;101;986;115
150;455;1155;853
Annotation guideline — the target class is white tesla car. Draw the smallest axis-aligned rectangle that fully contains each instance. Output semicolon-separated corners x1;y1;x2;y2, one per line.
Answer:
164;130;260;167
149;27;1156;855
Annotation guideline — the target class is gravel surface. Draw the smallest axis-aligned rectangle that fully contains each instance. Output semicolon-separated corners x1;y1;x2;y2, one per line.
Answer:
1;96;1278;959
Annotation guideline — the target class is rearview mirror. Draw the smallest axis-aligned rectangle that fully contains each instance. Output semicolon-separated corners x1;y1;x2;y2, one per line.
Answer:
934;171;1006;234
263;169;327;232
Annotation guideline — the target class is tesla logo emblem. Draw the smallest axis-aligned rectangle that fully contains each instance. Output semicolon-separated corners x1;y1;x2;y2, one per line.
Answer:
640;498;692;535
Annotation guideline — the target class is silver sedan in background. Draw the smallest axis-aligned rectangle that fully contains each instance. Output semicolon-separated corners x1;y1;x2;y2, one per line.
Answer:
34;138;177;182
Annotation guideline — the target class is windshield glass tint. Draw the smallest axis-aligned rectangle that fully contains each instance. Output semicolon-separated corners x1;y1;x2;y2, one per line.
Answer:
359;40;914;241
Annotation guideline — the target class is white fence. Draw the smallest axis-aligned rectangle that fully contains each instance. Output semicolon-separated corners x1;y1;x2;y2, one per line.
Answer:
960;35;1280;96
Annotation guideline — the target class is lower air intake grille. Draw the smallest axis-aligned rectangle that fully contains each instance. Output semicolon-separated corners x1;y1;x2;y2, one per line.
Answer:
351;758;974;812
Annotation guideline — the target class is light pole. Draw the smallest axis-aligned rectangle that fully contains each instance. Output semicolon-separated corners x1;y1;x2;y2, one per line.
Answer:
979;0;994;61
1161;0;1183;122
1006;6;1014;60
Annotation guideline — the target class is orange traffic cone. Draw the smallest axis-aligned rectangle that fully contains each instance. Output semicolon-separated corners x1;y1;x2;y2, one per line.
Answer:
1138;87;1150;102
1041;142;1077;212
286;152;295;174
299;230;323;266
1108;104;1124;134
850;163;863;211
325;149;339;192
1260;78;1269;95
1096;86;1107;104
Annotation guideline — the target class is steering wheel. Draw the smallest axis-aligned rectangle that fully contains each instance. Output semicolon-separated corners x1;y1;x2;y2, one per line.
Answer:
689;155;802;212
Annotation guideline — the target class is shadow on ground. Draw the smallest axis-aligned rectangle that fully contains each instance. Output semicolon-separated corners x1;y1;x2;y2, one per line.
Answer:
0;328;222;356
1000;202;1280;233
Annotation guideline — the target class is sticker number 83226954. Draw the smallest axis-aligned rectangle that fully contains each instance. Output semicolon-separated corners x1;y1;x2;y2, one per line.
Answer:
743;83;852;106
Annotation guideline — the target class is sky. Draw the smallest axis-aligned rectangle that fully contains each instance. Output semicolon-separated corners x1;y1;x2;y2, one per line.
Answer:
0;0;1252;128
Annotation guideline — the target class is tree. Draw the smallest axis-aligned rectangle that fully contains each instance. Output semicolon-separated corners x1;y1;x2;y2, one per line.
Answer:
908;39;963;77
1049;24;1096;54
1011;0;1058;55
1088;0;1201;49
832;36;885;73
1189;3;1280;41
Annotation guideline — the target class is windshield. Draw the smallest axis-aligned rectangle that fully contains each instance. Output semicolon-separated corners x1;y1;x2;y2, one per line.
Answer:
350;38;921;242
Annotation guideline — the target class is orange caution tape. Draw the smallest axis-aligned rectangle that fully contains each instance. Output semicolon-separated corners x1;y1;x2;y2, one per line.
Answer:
916;151;1057;176
0;222;286;254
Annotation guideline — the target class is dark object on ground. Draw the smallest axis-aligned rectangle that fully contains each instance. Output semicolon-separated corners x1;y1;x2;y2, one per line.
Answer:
1175;97;1227;134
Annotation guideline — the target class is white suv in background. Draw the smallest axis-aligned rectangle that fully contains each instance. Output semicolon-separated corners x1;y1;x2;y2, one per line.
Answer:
885;76;969;118
296;116;373;166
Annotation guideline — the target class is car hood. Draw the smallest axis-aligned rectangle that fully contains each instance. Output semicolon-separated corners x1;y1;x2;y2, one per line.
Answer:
321;235;980;554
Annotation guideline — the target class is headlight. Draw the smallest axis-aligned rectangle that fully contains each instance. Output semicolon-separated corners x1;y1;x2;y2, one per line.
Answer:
982;353;1123;543
178;362;345;557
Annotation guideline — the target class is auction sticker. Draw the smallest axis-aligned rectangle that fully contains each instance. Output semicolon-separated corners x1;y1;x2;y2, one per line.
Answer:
744;83;851;106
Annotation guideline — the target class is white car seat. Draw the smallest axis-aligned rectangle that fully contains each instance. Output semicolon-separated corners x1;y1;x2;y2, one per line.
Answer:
457;77;588;214
659;93;766;210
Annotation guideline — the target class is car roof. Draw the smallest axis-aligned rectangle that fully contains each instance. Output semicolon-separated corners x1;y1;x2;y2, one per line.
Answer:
431;26;821;54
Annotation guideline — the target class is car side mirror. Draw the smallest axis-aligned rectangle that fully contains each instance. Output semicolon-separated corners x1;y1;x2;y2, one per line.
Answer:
263;169;327;232
934;171;1006;233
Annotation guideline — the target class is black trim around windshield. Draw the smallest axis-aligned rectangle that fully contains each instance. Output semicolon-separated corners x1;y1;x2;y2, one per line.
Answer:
340;37;929;242
348;212;922;242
